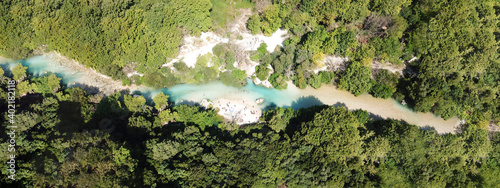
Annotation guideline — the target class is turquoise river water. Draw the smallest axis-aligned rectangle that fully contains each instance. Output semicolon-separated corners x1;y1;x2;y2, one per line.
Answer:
0;55;461;133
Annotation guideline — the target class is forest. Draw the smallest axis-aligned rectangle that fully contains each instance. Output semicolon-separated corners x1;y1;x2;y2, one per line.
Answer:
1;0;498;124
0;0;500;187
0;66;499;187
247;0;500;125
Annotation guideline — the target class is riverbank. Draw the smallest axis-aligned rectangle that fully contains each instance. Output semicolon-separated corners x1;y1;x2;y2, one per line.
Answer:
43;52;143;95
2;53;461;133
211;98;262;125
0;52;144;96
156;82;263;125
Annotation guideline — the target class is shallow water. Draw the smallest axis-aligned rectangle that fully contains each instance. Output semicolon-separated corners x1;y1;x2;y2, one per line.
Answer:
138;80;459;134
1;56;82;86
1;55;460;133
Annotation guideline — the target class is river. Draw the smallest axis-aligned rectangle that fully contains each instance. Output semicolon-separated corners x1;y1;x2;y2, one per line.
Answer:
0;55;460;134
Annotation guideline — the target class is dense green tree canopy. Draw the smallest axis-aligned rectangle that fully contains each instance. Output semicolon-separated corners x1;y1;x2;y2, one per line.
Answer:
0;73;499;187
403;0;500;121
1;0;497;126
339;61;373;96
0;0;215;82
0;0;500;186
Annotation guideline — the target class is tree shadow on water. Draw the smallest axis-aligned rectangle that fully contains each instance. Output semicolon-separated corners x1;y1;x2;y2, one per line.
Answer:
71;83;100;95
289;95;325;109
264;102;277;110
367;112;383;121
421;125;437;132
332;102;347;109
176;100;198;106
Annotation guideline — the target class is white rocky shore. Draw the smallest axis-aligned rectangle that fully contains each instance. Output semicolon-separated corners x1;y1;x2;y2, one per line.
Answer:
43;52;144;96
209;98;262;125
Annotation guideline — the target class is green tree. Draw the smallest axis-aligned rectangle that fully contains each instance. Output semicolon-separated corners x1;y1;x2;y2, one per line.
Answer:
319;71;335;84
173;105;220;131
232;69;247;81
370;83;393;99
263;107;295;132
293;72;308;89
404;0;499;120
144;72;179;88
269;73;288;90
371;36;403;64
127;115;152;135
12;63;27;82
171;0;213;36
298;106;365;167
302;26;328;53
255;64;270;81
251;43;268;61
339;61;373;96
16;80;36;96
32;74;61;94
146;140;181;162
153;92;169;111
220;71;239;87
225;51;236;69
322;31;338;55
248;14;261;35
370;0;411;15
221;70;247;87
334;27;359;56
309;0;370;24
271;44;295;76
158;109;178;125
283;10;317;35
462;125;492;160
112;146;136;172
308;73;322;89
123;95;146;112
260;4;286;36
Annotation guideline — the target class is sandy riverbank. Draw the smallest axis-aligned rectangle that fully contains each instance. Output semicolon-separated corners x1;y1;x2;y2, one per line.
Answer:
44;52;145;95
163;82;263;125
211;98;262;125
